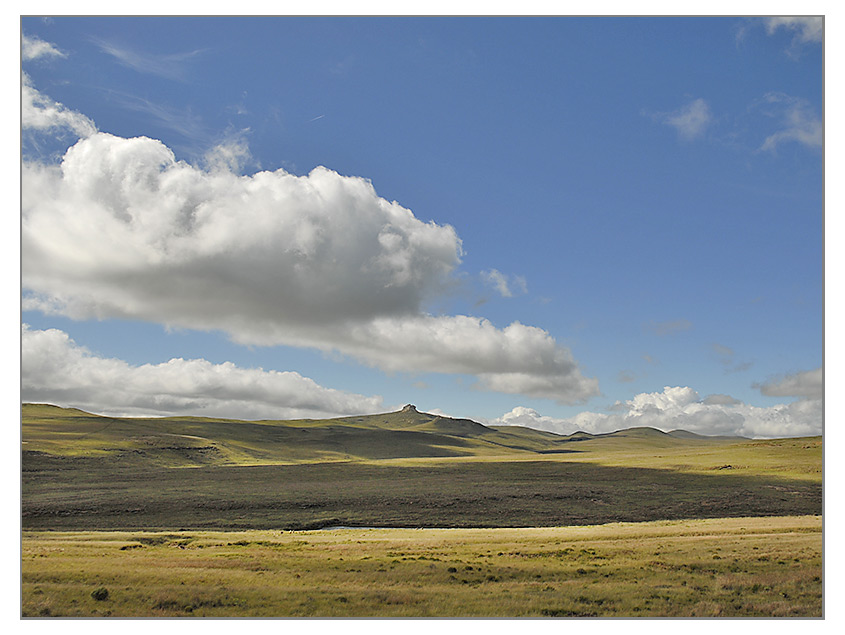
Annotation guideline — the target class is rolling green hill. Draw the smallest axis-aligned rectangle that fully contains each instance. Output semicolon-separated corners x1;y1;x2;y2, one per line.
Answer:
22;403;544;465
21;403;821;531
21;402;750;466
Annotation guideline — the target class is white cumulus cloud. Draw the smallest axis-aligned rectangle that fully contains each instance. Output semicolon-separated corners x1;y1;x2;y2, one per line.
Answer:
492;383;821;439
21;83;598;405
21;324;385;420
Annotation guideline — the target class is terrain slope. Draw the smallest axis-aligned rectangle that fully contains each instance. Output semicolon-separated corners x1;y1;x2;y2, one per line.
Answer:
22;403;821;530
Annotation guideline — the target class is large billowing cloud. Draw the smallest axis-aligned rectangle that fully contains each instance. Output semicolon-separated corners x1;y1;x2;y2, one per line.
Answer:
493;383;822;439
22;324;385;420
21;83;598;405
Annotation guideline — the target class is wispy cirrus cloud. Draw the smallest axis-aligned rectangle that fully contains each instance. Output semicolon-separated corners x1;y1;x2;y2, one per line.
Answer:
655;98;713;141
617;370;637;384
482;269;527;298
764;17;823;43
758;93;822;153
93;87;220;159
711;342;754;374
647;319;692;336
736;17;822;57
90;37;207;81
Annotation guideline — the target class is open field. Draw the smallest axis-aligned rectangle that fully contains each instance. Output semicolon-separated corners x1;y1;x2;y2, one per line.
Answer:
21;404;823;617
23;452;822;531
22;404;821;531
22;515;822;617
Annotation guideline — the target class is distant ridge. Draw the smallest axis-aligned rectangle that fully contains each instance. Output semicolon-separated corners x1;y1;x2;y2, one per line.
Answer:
23;402;747;441
22;402;755;468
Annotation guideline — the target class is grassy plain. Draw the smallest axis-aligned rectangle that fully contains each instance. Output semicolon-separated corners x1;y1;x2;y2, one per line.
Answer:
22;515;822;617
21;404;821;531
21;404;823;617
22;453;822;531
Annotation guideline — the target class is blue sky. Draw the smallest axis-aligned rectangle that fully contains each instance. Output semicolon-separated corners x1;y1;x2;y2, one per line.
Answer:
20;16;823;437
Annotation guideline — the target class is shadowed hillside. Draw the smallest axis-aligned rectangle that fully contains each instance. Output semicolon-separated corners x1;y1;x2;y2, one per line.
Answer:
21;403;821;531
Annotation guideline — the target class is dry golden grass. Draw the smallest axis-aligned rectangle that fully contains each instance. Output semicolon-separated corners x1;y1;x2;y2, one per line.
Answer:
22;515;821;617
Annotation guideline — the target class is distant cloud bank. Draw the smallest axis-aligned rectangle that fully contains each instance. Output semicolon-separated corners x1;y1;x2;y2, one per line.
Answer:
21;324;385;420
24;321;821;439
492;378;822;439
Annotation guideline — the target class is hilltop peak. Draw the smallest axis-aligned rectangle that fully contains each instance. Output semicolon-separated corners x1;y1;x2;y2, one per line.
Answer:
401;404;418;413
